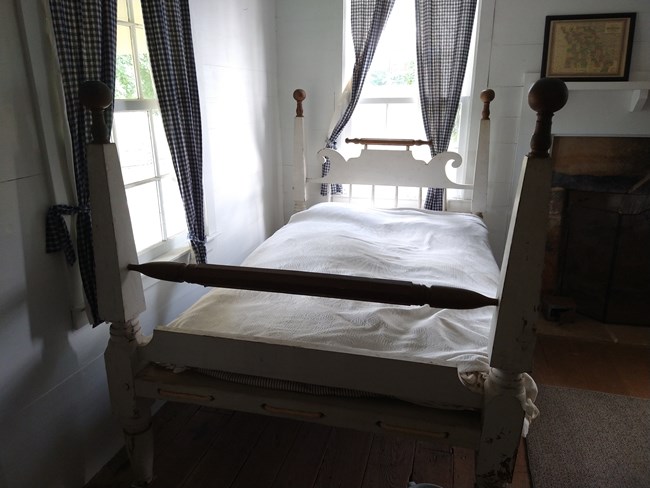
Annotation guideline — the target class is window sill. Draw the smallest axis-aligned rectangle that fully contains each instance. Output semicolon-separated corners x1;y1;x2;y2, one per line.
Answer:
139;245;193;291
139;232;219;291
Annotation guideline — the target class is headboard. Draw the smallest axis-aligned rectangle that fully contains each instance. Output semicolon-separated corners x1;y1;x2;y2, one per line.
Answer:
292;89;495;215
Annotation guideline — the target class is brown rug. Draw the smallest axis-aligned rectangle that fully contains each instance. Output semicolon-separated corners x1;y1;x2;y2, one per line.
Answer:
526;385;650;488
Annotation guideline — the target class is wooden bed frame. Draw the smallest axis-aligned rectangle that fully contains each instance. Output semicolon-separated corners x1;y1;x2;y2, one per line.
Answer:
84;78;568;487
291;87;493;215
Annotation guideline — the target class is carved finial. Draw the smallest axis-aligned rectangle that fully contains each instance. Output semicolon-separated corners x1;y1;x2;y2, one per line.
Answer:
480;88;495;120
527;78;568;158
293;89;306;117
79;80;113;144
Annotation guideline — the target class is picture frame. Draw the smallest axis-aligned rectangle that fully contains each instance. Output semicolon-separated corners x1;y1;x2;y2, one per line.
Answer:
541;13;636;82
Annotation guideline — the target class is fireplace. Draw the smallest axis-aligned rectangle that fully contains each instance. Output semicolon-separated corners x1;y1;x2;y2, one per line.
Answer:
542;136;650;326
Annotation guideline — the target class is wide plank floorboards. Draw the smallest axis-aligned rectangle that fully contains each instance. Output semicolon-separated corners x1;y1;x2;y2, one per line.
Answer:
86;332;649;488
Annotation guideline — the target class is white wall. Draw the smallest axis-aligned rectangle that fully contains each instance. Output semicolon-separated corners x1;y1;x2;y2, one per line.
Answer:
0;0;280;486
192;0;284;263
0;2;123;486
478;0;650;262
276;0;345;221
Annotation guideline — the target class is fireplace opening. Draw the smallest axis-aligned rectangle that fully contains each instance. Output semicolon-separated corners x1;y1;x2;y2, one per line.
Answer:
560;191;650;325
542;136;650;327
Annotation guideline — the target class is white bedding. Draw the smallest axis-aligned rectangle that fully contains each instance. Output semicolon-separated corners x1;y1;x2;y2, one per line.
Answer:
166;203;500;374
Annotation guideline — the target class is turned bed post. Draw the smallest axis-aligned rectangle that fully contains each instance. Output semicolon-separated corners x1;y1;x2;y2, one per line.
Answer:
80;81;153;485
476;78;568;488
292;89;307;213
471;88;495;217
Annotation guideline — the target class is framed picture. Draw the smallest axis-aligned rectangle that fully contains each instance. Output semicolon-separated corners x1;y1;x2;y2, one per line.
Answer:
541;13;636;81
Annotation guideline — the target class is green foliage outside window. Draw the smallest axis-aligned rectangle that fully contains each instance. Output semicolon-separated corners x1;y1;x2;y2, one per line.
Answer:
369;60;416;87
115;53;155;99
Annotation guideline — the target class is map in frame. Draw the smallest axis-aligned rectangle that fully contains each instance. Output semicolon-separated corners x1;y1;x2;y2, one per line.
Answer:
541;13;636;82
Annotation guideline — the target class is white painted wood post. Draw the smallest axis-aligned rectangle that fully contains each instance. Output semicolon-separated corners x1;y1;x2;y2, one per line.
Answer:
476;78;568;487
292;89;307;213
488;78;568;372
81;81;153;485
104;320;154;485
471;89;494;217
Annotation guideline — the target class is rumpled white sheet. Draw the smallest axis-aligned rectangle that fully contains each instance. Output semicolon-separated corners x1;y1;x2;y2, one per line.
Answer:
167;203;499;373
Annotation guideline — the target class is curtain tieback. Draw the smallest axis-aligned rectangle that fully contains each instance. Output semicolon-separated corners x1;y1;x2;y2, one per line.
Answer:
187;231;205;245
45;204;90;265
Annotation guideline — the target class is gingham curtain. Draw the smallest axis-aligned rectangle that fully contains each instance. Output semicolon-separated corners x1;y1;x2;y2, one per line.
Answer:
46;0;118;326
321;0;395;196
416;0;476;211
141;0;206;263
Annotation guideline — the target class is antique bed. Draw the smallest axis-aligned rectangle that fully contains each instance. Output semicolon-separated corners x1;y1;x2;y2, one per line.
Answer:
84;77;568;487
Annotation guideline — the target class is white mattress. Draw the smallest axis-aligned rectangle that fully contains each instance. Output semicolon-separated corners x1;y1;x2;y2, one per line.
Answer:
166;203;500;374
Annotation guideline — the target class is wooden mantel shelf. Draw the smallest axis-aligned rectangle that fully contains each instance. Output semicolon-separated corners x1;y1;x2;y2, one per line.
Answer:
564;80;650;112
525;74;649;112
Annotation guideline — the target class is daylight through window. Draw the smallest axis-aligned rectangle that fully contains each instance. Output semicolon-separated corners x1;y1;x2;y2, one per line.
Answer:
113;0;187;256
341;0;476;208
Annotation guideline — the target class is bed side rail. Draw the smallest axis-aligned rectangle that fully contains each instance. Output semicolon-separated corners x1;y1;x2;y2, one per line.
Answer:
344;137;432;147
129;261;498;310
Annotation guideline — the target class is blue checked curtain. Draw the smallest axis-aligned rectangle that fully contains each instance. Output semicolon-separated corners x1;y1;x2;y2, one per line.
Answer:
321;0;395;196
416;0;476;211
46;0;118;326
141;0;206;263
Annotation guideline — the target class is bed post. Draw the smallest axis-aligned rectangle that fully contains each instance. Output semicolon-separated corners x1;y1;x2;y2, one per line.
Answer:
476;78;568;488
80;82;153;485
292;89;307;213
471;89;495;217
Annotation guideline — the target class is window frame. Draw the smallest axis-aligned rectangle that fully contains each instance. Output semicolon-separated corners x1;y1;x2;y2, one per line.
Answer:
339;0;477;210
113;0;190;262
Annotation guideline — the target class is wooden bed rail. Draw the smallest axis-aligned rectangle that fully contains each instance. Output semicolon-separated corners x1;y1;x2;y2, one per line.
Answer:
344;138;432;147
129;261;498;310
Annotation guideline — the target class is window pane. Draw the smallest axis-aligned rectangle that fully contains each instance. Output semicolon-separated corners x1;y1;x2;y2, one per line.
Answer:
152;110;174;174
135;28;156;99
126;182;163;251
117;0;129;21
113;111;155;184
161;176;188;238
349;104;386;138
364;0;416;95
386;103;425;139
132;0;144;25
448;106;461;152
116;25;137;99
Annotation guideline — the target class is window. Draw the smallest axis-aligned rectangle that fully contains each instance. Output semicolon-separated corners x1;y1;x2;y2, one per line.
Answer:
113;0;187;258
338;0;476;208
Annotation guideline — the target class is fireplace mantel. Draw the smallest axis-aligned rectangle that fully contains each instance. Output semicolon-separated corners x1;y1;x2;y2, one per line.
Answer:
565;80;650;112
525;72;650;112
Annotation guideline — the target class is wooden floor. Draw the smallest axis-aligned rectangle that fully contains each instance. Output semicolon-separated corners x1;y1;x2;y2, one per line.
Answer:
86;330;650;488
